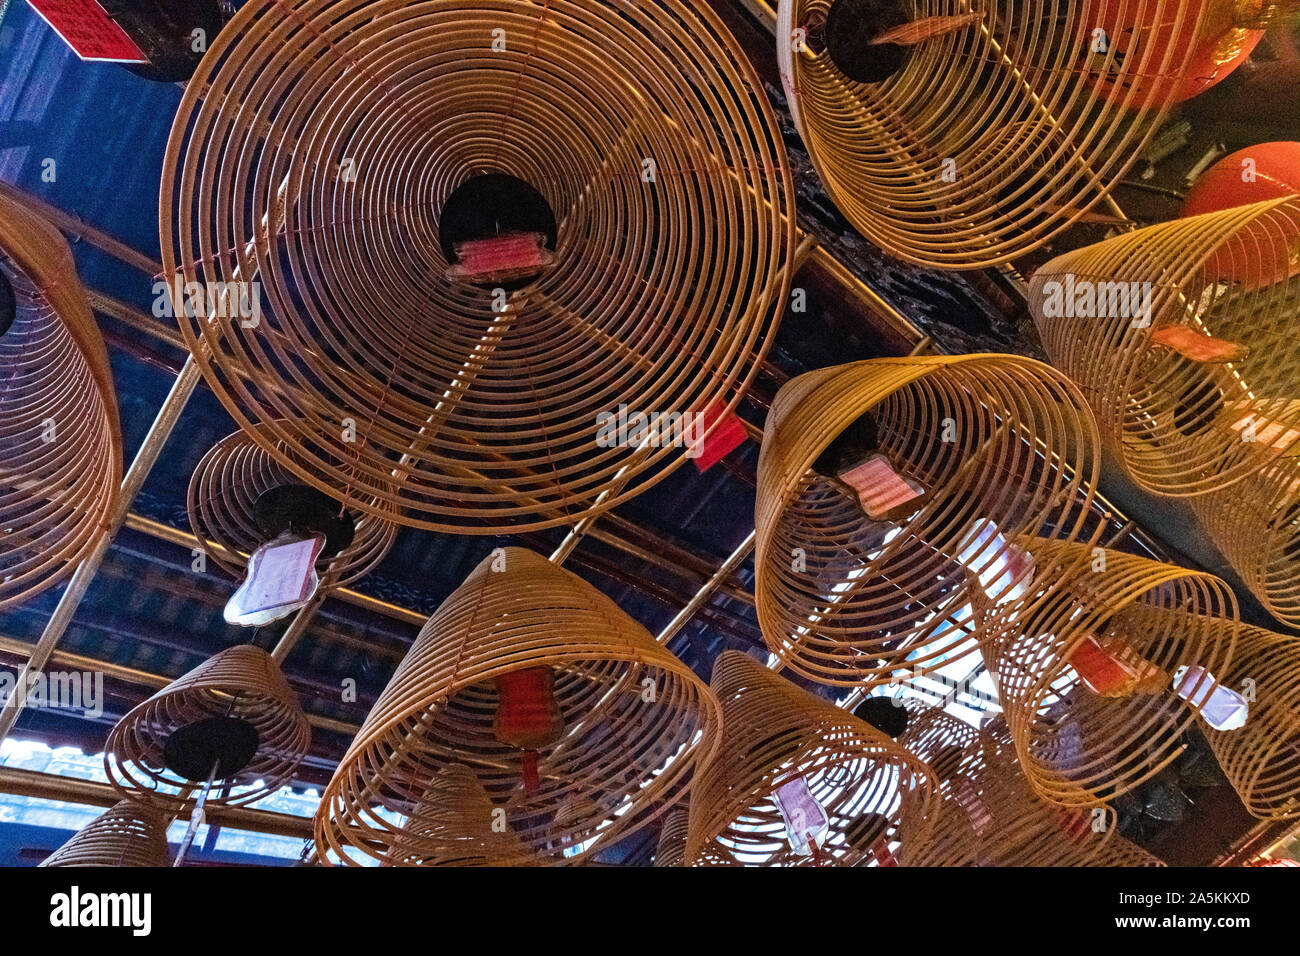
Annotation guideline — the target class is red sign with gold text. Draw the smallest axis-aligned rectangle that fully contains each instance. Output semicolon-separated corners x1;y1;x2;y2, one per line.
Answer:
26;0;149;63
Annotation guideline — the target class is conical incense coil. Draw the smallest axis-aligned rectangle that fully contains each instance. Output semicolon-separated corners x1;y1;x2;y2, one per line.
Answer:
40;800;171;868
105;645;311;810
896;704;1126;866
685;651;939;866
775;0;1259;268
1197;623;1300;820
1189;456;1300;628
383;764;537;867
653;807;691;868
754;354;1100;688
0;189;122;610
1031;196;1300;498
160;0;794;534
315;548;720;865
188;423;398;588
979;539;1240;807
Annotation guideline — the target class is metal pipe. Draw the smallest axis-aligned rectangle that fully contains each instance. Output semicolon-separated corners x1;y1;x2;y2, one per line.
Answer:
0;766;314;840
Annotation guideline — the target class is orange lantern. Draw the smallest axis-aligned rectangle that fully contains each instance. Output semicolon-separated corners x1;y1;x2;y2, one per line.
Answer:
1081;0;1266;107
1182;141;1300;286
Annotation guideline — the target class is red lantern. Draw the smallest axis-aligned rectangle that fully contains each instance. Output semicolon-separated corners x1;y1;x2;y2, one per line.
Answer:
1182;142;1300;287
494;667;564;792
1080;0;1264;107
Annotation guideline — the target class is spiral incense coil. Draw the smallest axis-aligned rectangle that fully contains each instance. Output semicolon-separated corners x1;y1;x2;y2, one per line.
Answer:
105;645;311;810
1196;624;1300;820
896;703;1126;866
39;800;171;868
685;651;938;867
316;547;720;866
188;423;398;588
383;764;538;867
1189;457;1300;627
1031;196;1300;498
0;190;122;610
775;0;1255;269
979;539;1240;807
754;354;1101;688
160;0;794;534
653;807;691;868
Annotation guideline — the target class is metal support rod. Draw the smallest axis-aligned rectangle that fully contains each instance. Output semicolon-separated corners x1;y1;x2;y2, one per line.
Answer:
0;357;204;742
0;766;314;840
656;530;757;646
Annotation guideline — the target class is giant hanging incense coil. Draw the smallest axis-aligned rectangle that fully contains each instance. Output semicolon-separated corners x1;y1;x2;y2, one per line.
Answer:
896;703;1134;866
105;645;311;811
1031;196;1300;498
383;764;538;867
979;539;1240;807
1189;456;1300;627
685;651;939;866
188;423;398;588
315;547;720;866
39;800;171;868
653;807;691;868
1195;623;1300;820
0;189;122;609
775;0;1266;269
754;354;1101;688
160;0;794;534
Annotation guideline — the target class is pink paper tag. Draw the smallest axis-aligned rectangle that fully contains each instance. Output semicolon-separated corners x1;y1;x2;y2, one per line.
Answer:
774;776;829;856
838;453;925;519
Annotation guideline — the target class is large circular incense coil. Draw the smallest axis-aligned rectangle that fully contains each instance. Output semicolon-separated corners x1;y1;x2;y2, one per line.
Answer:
775;0;1258;269
1196;623;1300;820
0;190;122;610
685;651;938;866
39;800;171;868
188;423;398;588
383;764;538;867
896;703;1132;866
315;547;720;866
1031;196;1300;497
979;539;1240;807
1190;456;1300;627
105;645;311;810
754;354;1101;688
160;0;794;534
653;807;690;867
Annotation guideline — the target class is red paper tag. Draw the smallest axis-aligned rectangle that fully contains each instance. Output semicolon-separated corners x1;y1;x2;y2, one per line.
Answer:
954;777;993;836
1151;325;1248;364
26;0;149;62
1053;807;1092;844
689;400;749;472
1069;634;1162;698
448;233;552;283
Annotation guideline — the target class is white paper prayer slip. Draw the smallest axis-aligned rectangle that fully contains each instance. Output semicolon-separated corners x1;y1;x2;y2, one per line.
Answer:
224;531;325;627
1173;665;1249;732
954;517;1036;604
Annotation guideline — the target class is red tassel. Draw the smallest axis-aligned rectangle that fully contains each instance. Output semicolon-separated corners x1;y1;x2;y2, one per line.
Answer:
521;751;540;793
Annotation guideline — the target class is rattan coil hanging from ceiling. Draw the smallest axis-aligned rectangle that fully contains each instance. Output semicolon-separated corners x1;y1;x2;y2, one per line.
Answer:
315;547;721;866
978;538;1240;807
188;423;398;589
754;354;1101;688
159;0;795;534
105;645;312;811
0;190;122;610
39;800;171;868
685;650;939;866
776;0;1271;268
